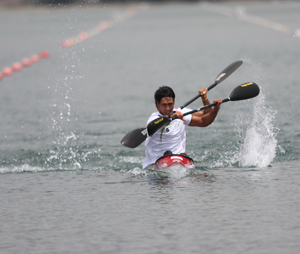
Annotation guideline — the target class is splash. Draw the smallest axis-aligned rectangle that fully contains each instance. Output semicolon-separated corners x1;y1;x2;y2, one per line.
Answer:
0;164;45;174
234;89;278;168
46;44;86;170
211;59;279;168
235;59;279;168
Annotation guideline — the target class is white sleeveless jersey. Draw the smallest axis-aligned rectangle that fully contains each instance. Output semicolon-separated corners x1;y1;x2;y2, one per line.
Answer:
143;107;192;169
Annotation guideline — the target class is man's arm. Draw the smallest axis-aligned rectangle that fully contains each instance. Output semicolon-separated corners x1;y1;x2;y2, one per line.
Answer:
192;88;212;117
189;99;222;127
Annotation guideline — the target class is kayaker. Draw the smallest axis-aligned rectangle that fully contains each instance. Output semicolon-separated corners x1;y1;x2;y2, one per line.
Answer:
143;86;222;169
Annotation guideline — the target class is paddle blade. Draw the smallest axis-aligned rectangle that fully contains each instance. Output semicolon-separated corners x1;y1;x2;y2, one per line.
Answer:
121;128;147;148
229;82;260;101
147;116;170;136
214;60;243;85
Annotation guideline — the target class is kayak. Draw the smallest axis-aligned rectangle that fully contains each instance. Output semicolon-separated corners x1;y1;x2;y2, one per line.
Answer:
154;154;195;170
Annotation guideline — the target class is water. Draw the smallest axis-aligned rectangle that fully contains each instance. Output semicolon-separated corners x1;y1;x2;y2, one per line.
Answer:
1;2;300;253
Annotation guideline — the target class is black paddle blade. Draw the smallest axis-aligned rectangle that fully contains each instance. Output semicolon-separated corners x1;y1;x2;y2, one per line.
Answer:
214;60;243;85
121;128;147;148
229;82;260;101
147;116;170;136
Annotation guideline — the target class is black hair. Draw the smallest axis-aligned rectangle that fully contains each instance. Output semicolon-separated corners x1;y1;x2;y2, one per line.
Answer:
154;86;175;104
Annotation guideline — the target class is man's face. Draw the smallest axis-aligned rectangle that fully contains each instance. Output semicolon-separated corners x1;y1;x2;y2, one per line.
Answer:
156;97;175;116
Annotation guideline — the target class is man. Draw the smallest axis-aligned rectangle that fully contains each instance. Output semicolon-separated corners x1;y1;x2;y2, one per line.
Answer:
143;86;222;169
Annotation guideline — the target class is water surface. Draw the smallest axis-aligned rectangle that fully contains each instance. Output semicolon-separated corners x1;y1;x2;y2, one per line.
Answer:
0;2;300;254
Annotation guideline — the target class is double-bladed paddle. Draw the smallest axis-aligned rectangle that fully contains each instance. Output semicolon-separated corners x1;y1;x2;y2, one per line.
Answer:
121;60;243;148
147;82;260;136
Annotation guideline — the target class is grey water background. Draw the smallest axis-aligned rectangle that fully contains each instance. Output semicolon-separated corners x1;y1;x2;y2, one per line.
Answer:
1;1;300;253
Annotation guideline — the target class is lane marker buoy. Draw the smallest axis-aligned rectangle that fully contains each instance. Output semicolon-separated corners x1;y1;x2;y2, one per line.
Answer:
31;54;40;63
2;67;13;77
21;58;31;67
12;62;22;72
40;51;50;59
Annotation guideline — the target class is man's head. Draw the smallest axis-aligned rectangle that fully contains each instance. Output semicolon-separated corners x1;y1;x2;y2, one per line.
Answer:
154;86;175;116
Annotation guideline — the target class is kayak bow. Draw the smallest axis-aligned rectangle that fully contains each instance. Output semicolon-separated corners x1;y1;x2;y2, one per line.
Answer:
154;154;195;170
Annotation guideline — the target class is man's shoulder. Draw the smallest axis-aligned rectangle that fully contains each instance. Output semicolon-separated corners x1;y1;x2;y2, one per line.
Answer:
147;111;161;124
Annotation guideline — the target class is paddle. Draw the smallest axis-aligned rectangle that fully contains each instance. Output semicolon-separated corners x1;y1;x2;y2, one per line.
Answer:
147;82;260;136
121;60;243;148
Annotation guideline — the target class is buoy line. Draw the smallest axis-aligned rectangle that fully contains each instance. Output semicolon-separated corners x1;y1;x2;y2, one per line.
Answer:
0;51;50;82
0;4;148;82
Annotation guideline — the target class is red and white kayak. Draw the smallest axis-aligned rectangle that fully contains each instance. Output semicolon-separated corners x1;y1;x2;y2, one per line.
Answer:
154;154;195;170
